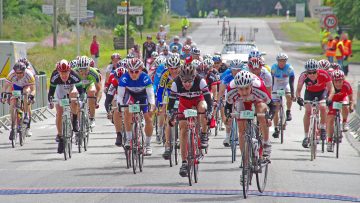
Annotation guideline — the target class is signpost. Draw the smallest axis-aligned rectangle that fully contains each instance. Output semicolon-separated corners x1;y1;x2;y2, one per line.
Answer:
116;6;143;15
274;1;283;16
324;14;338;29
136;16;143;40
42;5;54;15
296;3;305;22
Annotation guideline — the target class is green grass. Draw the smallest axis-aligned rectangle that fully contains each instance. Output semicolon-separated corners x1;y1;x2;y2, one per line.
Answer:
297;46;323;55
27;17;187;77
280;18;320;43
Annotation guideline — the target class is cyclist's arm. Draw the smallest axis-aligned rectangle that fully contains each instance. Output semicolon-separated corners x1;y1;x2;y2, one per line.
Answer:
117;86;125;105
296;73;305;98
326;81;333;98
218;83;227;103
289;75;295;96
146;84;155;105
1;81;11;93
29;84;36;96
327;85;335;101
48;84;56;102
200;79;213;112
167;82;177;111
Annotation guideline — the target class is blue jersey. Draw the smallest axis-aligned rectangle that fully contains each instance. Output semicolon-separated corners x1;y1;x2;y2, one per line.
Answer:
220;66;248;85
169;42;183;54
271;63;295;87
156;70;175;106
220;69;231;81
119;72;153;97
153;64;167;93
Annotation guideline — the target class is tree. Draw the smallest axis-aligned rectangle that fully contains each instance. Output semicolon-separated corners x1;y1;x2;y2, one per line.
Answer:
334;0;360;39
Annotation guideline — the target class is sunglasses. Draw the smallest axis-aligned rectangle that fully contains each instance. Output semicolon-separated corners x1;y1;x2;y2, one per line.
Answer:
169;67;179;70
214;62;221;64
307;71;317;75
15;72;24;75
182;79;194;84
129;70;140;74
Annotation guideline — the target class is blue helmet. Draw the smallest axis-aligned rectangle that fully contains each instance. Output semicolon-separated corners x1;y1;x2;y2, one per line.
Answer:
248;51;261;60
212;55;221;62
230;59;244;70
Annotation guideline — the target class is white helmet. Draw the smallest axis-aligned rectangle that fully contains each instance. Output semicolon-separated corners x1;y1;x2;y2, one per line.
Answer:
318;59;331;70
78;56;90;69
153;56;167;67
233;70;253;88
276;53;288;61
305;59;319;71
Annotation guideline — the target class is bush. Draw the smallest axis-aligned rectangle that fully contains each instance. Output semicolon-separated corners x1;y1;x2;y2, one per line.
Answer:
114;23;137;37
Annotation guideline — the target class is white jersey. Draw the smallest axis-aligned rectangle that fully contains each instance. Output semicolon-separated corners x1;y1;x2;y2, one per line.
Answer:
259;68;272;88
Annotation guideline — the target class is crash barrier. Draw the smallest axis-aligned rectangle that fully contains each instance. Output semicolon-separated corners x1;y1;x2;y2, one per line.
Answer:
349;82;360;141
0;74;54;133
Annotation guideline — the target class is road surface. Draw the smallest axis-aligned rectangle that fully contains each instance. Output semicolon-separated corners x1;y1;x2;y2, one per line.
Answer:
0;18;359;203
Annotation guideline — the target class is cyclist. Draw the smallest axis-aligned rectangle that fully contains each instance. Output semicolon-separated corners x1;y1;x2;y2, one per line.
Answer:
218;59;247;146
105;53;121;85
181;45;192;61
169;36;183;55
73;57;101;128
182;36;196;51
181;16;190;36
143;35;157;63
159;45;172;60
224;71;275;158
212;55;228;74
197;58;220;100
167;63;213;177
152;56;167;94
156;39;167;54
296;59;333;148
248;51;270;73
157;56;181;157
270;53;295;138
1;62;36;138
191;47;202;61
17;57;38;75
248;57;272;94
326;69;354;152
48;60;85;154
117;58;156;156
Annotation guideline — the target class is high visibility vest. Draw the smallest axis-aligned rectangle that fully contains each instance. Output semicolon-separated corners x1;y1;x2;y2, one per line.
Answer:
336;41;344;57
343;40;352;56
326;40;336;57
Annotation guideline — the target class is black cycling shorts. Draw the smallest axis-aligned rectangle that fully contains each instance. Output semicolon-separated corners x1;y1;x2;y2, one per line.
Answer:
304;90;326;101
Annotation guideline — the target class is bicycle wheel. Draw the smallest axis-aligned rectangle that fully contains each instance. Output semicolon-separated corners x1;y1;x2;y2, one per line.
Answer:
187;129;194;186
194;134;200;184
169;126;174;167
19;115;26;147
62;116;69;161
78;112;84;153
310;118;317;161
11;109;19;148
215;108;219;137
279;104;284;144
231;119;237;163
132;123;138;174
83;113;90;151
241;138;252;199
335;114;341;159
138;125;144;172
174;120;179;165
256;158;269;193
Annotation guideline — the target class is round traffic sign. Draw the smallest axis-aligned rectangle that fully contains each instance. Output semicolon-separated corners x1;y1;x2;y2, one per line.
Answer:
324;14;338;29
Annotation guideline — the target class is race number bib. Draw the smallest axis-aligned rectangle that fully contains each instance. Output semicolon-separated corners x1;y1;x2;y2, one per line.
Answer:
12;90;22;97
240;110;255;119
184;109;197;118
333;102;343;110
129;104;140;113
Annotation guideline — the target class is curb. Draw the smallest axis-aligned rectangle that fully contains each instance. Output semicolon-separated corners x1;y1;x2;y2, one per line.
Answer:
345;131;360;156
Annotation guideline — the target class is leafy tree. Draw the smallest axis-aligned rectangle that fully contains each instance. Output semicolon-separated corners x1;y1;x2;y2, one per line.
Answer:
334;0;360;39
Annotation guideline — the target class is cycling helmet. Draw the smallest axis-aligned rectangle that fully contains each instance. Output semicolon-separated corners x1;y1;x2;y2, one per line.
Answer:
69;60;78;68
233;70;253;88
163;45;169;51
151;51;159;58
56;59;70;72
172;53;180;58
111;53;121;60
332;69;345;81
248;51;261;59
183;45;191;51
179;63;196;81
167;55;181;68
248;57;263;70
17;58;29;66
276;52;288;61
78;57;90;69
318;59;331;70
13;62;26;72
154;56;167;67
203;58;214;68
119;59;127;68
116;67;127;78
171;46;179;52
191;47;200;55
127;58;144;71
212;55;221;63
230;59;244;70
304;59;318;71
126;53;135;59
203;54;212;60
89;58;95;67
331;63;342;70
198;59;213;76
191;59;202;70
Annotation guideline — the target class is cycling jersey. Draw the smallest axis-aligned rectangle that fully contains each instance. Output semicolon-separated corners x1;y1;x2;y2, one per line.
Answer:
48;70;84;101
143;41;157;60
263;64;271;73
328;80;353;115
105;68;126;96
181;53;191;60
298;69;331;92
169;42;183;54
117;72;155;106
271;63;295;88
218;63;228;74
6;69;35;88
153;64;167;93
204;70;220;93
73;67;100;89
167;75;213;114
156;70;175;106
258;68;272;88
156;43;167;54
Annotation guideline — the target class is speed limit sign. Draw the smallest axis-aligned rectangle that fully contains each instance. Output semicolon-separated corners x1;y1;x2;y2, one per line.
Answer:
324;14;338;29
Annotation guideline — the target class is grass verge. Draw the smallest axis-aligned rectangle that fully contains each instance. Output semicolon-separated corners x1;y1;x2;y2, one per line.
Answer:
280;18;320;43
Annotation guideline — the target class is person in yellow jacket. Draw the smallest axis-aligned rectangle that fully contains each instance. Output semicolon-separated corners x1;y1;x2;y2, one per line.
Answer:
334;36;345;69
341;33;352;76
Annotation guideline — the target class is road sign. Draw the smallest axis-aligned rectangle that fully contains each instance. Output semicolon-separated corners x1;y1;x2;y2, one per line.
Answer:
117;6;143;15
314;6;333;15
324;14;338;29
42;5;53;15
70;0;87;20
136;16;143;26
274;1;283;10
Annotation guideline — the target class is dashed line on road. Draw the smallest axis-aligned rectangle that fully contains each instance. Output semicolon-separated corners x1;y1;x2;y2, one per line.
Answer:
0;186;359;202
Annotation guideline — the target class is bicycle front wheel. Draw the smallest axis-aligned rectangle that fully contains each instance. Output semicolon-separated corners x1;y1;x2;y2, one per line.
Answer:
132;123;138;174
335;114;341;158
187;129;194;186
231;119;237;163
310;118;317;161
256;158;269;193
174;121;179;165
241;138;251;199
62;117;69;160
279;104;284;144
139;125;144;172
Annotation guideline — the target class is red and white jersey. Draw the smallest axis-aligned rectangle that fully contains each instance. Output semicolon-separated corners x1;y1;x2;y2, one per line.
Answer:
298;69;332;92
332;80;353;102
225;73;271;105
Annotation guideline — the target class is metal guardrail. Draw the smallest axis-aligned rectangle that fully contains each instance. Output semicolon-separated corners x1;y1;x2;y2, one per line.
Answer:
0;75;54;133
349;82;360;141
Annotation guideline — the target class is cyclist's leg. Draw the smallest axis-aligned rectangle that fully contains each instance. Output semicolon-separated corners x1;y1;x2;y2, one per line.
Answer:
113;96;123;146
326;110;335;141
22;86;31;116
341;100;350;128
237;120;247;156
271;87;281;137
158;104;166;140
197;100;207;134
87;84;97;118
304;103;311;136
55;104;64;137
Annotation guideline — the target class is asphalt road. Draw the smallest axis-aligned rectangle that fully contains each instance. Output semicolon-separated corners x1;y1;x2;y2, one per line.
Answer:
0;18;359;203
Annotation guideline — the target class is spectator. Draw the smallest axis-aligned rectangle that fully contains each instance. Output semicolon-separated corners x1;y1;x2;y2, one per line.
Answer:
156;39;167;54
334;36;345;68
142;35;157;62
169;36;183;55
325;34;336;63
90;35;100;67
341;33;352;76
156;25;167;41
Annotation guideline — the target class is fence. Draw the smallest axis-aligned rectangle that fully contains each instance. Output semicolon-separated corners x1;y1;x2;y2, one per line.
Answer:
349;82;360;141
0;75;54;133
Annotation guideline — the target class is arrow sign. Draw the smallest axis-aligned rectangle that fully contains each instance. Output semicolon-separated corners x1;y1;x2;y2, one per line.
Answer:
275;1;283;16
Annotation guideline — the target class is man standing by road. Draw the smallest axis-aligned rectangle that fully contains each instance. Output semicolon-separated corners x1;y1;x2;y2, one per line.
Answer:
341;33;352;76
181;16;190;37
334;36;345;69
90;35;100;68
156;25;167;41
143;35;157;62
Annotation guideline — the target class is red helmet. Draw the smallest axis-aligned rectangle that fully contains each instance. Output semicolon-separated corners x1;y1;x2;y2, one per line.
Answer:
56;59;70;72
318;59;331;70
331;63;341;70
116;67;127;78
248;57;263;70
332;69;345;81
89;58;95;67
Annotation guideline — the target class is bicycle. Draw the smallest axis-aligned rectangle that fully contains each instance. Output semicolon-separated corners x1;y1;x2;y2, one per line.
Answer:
168;100;180;167
231;111;270;199
229;117;238;163
77;94;90;153
302;97;325;160
214;100;223;137
120;103;148;174
52;96;75;160
272;89;287;144
2;91;27;148
332;102;346;159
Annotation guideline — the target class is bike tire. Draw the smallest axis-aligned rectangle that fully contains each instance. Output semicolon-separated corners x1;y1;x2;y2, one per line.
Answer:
256;159;269;193
78;113;84;153
231;119;237;163
169;126;174;167
63;117;69;161
84;113;90;152
174;121;179;165
241;138;251;199
68;132;73;159
187;129;194;186
335;114;340;159
139;125;144;172
280;105;284;144
132;123;138;174
215;109;219;137
194;133;200;184
310;118;317;161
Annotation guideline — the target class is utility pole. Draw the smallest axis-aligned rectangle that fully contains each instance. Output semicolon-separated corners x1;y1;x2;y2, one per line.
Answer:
53;0;57;49
76;0;80;56
126;0;130;54
0;0;3;38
